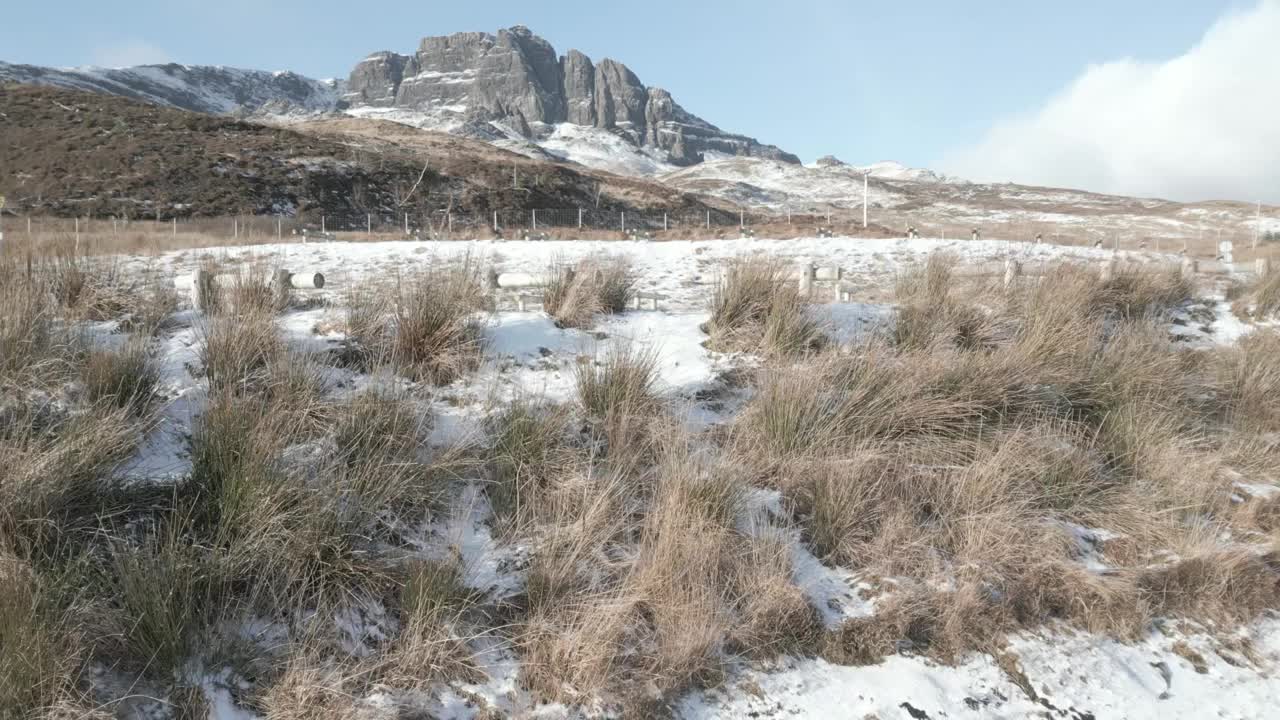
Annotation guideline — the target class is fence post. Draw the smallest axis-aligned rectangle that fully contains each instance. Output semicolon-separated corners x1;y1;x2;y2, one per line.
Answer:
367;214;371;234
277;217;281;240
173;217;177;237
448;212;453;234
1003;259;1022;290
705;211;710;230
578;208;583;229
493;211;499;233
404;213;409;235
664;212;668;232
787;207;791;225
321;216;326;234
1100;257;1117;282
191;269;214;312
621;212;626;233
531;209;537;230
740;210;744;229
1181;256;1198;279
798;263;816;298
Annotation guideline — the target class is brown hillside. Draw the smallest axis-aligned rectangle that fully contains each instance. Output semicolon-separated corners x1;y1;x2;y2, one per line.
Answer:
0;84;731;227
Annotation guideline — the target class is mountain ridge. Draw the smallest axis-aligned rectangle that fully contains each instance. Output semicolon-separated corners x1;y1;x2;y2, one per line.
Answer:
1;26;798;170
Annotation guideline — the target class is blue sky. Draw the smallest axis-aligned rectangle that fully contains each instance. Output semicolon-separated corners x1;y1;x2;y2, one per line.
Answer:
4;1;1274;201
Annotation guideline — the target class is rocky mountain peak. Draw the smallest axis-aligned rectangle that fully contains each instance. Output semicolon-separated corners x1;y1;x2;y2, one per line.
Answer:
343;27;799;166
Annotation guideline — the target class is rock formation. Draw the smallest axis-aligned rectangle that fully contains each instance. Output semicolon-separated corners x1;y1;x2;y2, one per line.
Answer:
344;26;799;166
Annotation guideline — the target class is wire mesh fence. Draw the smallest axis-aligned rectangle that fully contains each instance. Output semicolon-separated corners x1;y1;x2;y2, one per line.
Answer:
1;204;1275;265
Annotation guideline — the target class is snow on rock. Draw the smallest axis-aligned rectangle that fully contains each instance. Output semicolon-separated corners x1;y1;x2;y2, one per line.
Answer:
534;123;677;176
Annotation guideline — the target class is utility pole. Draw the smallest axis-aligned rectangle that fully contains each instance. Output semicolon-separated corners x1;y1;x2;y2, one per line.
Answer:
1255;201;1262;249
863;172;869;229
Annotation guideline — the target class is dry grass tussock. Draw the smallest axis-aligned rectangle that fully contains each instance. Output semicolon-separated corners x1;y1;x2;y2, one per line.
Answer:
542;256;636;329
705;255;824;356
0;249;490;712
507;422;825;714
342;256;490;383
731;255;1279;663
1230;268;1280;320
5;244;1280;717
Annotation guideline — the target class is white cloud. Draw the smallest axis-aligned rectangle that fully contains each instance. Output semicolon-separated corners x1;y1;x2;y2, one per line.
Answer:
91;41;171;68
942;1;1280;203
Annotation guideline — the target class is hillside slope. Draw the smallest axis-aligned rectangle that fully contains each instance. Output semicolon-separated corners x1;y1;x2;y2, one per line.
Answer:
0;84;726;224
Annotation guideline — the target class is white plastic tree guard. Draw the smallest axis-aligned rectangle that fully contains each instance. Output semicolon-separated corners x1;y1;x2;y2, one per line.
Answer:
495;272;561;289
177;269;327;311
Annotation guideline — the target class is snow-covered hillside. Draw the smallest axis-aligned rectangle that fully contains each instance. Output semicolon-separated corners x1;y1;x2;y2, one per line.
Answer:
0;61;342;116
811;156;966;184
852;159;966;184
661;156;902;211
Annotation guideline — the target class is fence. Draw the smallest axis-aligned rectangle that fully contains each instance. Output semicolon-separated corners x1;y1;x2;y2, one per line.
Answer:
2;205;1276;268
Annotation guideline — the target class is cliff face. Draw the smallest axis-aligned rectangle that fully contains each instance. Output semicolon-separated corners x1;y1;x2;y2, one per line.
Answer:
344;26;799;166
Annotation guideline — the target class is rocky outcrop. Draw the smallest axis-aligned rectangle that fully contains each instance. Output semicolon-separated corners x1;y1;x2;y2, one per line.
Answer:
345;52;407;106
0;26;799;168
561;49;596;126
342;26;799;166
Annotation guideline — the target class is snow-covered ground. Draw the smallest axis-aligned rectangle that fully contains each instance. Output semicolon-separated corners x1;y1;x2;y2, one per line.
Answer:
109;235;1278;719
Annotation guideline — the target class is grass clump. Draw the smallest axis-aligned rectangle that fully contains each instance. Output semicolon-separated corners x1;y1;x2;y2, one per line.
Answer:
543;256;635;328
199;310;280;394
80;339;159;415
575;345;660;421
733;259;1280;664
0;555;85;717
486;400;572;527
382;558;479;689
706;256;824;355
343;259;489;383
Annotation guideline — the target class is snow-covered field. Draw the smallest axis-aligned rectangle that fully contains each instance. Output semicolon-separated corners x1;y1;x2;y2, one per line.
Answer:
96;235;1280;719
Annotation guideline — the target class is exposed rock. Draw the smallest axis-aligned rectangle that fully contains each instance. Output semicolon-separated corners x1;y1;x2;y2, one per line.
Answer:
342;26;798;165
0;26;800;168
593;58;648;142
561;49;596;126
815;155;847;167
345;51;409;106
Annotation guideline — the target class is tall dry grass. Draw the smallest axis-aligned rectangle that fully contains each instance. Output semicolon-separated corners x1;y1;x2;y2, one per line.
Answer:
727;255;1278;663
542;256;636;329
342;259;489;383
705;256;823;356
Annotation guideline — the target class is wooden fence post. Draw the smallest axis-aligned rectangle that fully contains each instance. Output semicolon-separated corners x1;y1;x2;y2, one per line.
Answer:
191;269;214;313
